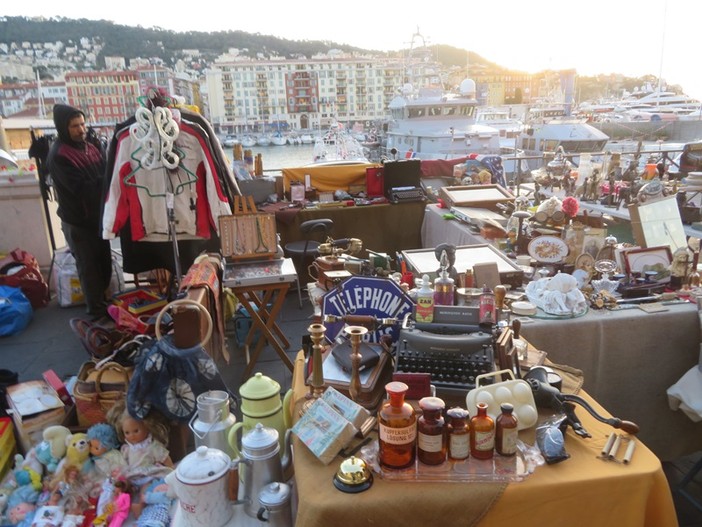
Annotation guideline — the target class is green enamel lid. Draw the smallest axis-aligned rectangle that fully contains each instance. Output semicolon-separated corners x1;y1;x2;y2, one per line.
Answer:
240;372;281;400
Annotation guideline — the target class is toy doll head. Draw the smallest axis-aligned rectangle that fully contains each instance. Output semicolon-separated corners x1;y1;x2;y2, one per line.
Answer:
107;401;170;447
86;423;120;456
8;501;35;524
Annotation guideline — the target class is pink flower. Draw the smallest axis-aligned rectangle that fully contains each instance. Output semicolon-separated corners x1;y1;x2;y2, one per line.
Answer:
562;196;579;218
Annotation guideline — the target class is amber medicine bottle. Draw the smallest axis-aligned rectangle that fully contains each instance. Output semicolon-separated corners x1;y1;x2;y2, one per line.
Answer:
447;407;470;461
378;382;417;469
417;396;447;465
495;403;519;456
470;402;495;459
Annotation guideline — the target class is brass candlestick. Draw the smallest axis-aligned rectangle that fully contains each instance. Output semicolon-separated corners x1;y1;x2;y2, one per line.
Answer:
345;325;368;402
300;323;327;416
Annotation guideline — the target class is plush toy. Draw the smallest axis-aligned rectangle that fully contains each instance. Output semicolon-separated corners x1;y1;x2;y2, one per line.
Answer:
34;426;71;474
62;433;90;469
84;424;124;480
136;478;171;527
7;501;36;527
13;454;42;492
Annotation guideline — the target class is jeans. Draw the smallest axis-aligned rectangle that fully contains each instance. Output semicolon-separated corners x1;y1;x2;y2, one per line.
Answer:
62;222;112;317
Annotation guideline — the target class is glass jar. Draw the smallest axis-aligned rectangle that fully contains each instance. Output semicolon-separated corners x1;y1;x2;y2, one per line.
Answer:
378;382;417;469
495;403;519;456
446;407;470;461
417;396;446;465
470;402;495;460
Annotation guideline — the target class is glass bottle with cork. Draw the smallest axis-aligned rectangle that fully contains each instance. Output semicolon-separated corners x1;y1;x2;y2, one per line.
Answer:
479;284;496;327
446;407;470;461
433;250;455;306
470;402;495;459
495;402;519;456
417;396;447;465
378;381;417;469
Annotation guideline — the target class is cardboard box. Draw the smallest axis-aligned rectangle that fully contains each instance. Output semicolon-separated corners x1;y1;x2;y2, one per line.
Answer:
5;380;66;454
113;288;167;315
42;370;73;407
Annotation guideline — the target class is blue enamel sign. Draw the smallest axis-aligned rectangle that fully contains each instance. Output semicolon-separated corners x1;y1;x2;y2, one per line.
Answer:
322;276;414;344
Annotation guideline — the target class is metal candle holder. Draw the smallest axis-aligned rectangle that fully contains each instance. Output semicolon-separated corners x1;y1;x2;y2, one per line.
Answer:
344;325;368;402
300;323;326;416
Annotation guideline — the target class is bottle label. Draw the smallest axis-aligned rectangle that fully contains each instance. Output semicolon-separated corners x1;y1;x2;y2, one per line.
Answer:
500;428;518;455
415;295;434;323
379;423;417;445
474;430;495;451
449;435;469;459
479;296;496;325
418;432;443;453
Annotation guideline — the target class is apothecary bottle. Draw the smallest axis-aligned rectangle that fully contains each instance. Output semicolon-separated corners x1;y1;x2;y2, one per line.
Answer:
417;396;446;465
378;382;417;469
446;407;470;461
495;403;519;456
470;402;495;460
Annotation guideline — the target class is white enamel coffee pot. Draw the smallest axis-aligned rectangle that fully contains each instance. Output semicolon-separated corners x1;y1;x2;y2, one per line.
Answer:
165;445;239;527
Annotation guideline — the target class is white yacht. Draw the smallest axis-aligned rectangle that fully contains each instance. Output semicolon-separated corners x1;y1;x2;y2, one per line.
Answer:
384;78;502;160
476;107;523;144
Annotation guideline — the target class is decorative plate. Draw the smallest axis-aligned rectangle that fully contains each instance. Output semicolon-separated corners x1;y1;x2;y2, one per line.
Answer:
527;236;568;263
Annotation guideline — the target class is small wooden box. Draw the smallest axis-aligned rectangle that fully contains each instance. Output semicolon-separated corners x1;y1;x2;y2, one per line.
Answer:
219;214;277;261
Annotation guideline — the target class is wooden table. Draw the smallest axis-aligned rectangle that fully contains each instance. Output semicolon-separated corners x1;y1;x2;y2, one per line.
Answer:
223;258;298;379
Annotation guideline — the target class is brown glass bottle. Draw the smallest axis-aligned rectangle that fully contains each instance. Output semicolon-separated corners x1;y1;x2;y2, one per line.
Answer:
470;402;495;460
446;407;470;461
417;396;446;465
378;381;417;469
495;403;519;456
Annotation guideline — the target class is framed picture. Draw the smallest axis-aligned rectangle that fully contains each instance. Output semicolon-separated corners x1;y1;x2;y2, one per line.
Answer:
623;245;673;282
628;195;687;252
581;227;607;261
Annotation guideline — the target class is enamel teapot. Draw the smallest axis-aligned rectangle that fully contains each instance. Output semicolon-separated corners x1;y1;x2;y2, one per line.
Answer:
229;372;292;455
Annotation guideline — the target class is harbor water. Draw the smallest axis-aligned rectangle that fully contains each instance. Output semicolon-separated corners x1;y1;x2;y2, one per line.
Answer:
224;144;316;174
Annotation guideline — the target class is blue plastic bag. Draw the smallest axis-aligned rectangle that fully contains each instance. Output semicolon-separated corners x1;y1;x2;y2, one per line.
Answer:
0;285;33;336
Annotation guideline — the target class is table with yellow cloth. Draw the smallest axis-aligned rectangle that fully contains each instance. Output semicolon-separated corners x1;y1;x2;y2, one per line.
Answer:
288;351;677;527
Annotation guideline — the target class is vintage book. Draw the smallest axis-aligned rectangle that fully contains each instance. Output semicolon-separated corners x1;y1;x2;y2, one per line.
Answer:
291;397;357;465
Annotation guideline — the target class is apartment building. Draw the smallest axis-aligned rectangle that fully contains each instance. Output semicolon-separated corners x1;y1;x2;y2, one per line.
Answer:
205;54;406;133
65;70;141;125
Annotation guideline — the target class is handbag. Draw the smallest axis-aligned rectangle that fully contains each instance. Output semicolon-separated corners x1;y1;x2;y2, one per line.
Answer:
73;360;133;427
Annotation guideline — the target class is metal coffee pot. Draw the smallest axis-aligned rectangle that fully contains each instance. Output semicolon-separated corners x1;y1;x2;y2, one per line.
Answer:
189;390;237;460
229;423;294;518
257;482;293;527
229;372;292;455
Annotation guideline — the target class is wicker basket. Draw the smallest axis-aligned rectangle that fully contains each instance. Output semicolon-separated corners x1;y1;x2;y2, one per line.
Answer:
73;361;132;427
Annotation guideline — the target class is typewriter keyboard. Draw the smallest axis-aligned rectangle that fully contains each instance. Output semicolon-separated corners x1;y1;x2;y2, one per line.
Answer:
394;343;494;395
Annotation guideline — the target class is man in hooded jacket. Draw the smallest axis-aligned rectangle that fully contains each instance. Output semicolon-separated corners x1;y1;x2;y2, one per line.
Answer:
47;104;112;321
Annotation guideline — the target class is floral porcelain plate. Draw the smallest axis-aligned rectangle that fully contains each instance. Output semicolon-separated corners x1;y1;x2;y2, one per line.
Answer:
527;236;568;263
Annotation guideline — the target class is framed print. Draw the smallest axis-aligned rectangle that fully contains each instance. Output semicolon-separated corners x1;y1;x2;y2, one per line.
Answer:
623;245;673;282
581;228;607;260
628;195;687;252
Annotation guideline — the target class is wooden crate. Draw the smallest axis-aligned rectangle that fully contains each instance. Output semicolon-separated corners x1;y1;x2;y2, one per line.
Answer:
219;195;277;261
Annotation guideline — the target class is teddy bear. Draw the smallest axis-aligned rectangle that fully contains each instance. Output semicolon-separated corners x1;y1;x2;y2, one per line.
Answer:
55;433;90;475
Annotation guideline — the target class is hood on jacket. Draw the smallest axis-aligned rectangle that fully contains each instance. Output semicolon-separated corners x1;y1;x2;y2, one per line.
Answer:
53;104;85;146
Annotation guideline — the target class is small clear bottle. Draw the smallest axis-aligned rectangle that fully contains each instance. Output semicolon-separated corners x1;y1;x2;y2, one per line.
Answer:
470;402;495;460
495;403;519;457
446;407;470;461
378;382;417;469
434;251;455;306
417;396;446;465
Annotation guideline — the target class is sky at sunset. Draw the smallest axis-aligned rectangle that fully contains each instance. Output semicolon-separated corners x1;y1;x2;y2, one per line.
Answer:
5;1;700;100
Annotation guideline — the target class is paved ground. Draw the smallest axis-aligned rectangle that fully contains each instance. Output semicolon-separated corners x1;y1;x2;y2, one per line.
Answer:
0;289;314;404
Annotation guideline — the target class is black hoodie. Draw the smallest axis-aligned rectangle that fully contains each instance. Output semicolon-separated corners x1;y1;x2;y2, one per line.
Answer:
47;104;106;228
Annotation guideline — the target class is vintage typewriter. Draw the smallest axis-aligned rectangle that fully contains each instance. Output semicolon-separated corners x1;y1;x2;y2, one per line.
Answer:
394;308;495;397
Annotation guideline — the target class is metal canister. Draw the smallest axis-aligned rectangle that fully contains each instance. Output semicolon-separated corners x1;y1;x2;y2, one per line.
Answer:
189;390;237;460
